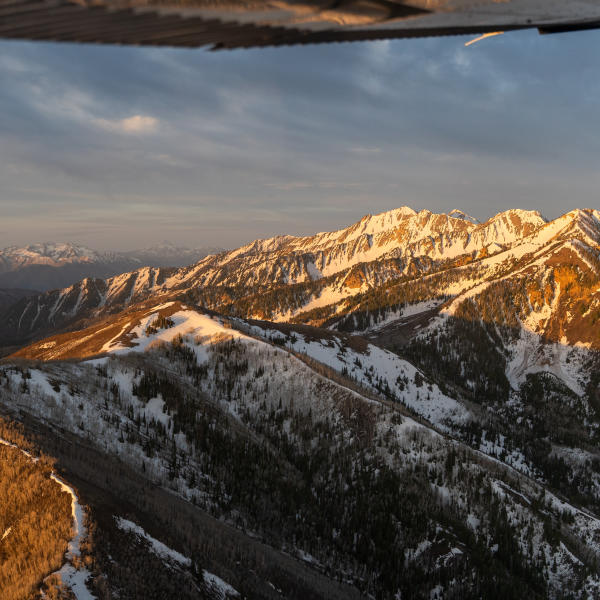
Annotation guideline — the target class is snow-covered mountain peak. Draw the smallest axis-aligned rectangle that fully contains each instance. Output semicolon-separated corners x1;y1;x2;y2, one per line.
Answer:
476;209;546;245
347;206;419;236
312;206;478;250
11;241;99;259
354;206;418;224
0;242;104;272
208;206;547;275
523;208;600;249
448;209;479;224
389;205;418;218
129;241;223;257
0;241;226;290
564;207;600;231
487;208;546;225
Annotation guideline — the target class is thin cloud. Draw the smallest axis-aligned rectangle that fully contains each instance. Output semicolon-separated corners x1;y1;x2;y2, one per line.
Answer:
350;146;382;155
266;180;361;191
1;32;599;250
317;181;361;189
94;115;158;134
266;181;313;191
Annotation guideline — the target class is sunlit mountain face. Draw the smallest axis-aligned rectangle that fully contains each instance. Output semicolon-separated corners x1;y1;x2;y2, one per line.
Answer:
2;206;600;599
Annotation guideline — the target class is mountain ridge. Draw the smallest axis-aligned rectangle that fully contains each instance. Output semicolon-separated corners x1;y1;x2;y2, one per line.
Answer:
1;206;598;352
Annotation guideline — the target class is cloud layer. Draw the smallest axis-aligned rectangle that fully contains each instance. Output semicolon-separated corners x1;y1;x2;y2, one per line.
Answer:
1;32;599;250
95;115;159;134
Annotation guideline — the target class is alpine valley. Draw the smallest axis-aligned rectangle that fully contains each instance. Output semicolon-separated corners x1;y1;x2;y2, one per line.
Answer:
2;206;600;600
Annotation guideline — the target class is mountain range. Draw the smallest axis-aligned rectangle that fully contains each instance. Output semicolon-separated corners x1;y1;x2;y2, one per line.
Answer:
2;206;600;599
2;207;598;348
0;241;223;292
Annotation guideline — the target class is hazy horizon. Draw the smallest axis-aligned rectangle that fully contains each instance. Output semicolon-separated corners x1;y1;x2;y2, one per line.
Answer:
0;203;594;254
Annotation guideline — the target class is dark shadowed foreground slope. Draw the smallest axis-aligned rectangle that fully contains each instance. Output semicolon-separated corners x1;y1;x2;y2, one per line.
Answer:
2;302;600;598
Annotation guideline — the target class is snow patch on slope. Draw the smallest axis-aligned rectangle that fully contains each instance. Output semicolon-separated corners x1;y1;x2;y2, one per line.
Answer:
242;322;471;431
505;328;587;395
115;517;191;566
107;306;246;355
275;285;353;322
115;516;240;598
365;299;445;333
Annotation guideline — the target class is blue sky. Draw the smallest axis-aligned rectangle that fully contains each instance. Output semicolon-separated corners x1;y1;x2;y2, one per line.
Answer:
1;30;599;250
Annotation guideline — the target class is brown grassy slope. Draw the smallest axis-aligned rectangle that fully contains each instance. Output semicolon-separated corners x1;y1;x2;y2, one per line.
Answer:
9;299;188;362
455;244;600;347
0;419;72;600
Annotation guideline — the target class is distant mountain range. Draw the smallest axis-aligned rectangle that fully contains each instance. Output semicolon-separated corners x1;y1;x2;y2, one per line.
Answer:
0;241;223;291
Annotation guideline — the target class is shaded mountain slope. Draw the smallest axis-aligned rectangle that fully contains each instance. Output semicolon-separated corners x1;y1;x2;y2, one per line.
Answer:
3;301;600;598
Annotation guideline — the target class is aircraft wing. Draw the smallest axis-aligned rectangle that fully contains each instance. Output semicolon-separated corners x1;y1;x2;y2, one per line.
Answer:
2;0;600;49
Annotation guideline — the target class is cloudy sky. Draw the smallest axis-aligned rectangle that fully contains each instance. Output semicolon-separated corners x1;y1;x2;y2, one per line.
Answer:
1;30;599;251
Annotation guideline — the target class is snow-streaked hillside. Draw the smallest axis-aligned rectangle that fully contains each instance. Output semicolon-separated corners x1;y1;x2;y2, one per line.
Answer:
10;297;600;501
3;300;600;598
239;318;471;432
10;300;235;361
13;299;469;429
